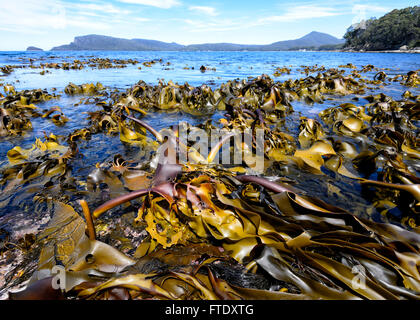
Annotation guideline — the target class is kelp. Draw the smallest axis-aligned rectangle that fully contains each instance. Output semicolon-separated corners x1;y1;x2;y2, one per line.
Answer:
2;63;420;300
0;133;78;213
0;88;58;136
10;57;146;75
64;82;105;96
96;70;368;117
298;117;325;148
41;106;69;126
13;164;420;299
273;67;291;77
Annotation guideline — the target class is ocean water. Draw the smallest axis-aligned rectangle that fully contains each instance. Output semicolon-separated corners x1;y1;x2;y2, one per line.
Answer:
1;50;420;91
0;51;419;232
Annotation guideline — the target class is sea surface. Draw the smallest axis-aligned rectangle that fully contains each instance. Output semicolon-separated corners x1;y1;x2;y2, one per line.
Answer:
0;50;419;232
1;50;420;91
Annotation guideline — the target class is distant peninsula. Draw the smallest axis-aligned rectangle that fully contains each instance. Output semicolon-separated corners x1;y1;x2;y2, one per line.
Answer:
26;46;43;51
50;31;344;51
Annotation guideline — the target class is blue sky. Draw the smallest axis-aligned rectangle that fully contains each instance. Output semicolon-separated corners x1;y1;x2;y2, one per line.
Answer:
0;0;418;50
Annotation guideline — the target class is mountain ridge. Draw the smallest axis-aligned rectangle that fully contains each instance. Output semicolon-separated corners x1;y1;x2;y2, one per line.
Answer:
50;31;344;51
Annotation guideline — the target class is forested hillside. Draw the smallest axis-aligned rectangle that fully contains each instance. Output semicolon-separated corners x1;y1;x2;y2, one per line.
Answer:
344;6;420;50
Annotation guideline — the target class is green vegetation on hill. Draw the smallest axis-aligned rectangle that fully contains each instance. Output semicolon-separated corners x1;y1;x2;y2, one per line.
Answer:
344;6;420;51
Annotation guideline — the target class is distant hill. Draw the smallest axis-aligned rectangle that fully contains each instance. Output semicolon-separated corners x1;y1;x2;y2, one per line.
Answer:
263;31;343;50
131;39;184;51
184;43;257;51
26;46;43;51
344;6;420;51
50;32;344;51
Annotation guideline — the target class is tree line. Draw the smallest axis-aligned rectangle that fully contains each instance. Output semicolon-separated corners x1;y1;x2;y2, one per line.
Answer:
344;6;420;51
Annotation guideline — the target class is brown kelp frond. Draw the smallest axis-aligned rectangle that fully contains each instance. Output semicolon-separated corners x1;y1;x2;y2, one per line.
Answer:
207;132;235;163
127;115;163;143
93;189;151;219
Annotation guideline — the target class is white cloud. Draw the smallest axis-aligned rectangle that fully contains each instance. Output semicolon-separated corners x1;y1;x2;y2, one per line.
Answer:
133;17;151;22
72;3;132;15
0;0;68;30
183;18;245;33
352;4;389;13
0;0;153;34
350;4;390;25
67;2;151;27
260;5;342;23
189;6;218;16
117;0;180;9
66;17;111;30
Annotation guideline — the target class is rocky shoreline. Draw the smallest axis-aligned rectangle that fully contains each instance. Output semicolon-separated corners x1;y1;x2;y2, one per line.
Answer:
341;49;420;54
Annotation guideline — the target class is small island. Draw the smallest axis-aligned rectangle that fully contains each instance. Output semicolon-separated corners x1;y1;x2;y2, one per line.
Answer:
26;46;43;51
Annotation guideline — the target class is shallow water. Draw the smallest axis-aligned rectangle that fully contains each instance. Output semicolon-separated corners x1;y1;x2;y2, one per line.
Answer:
0;50;419;235
2;51;420;90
